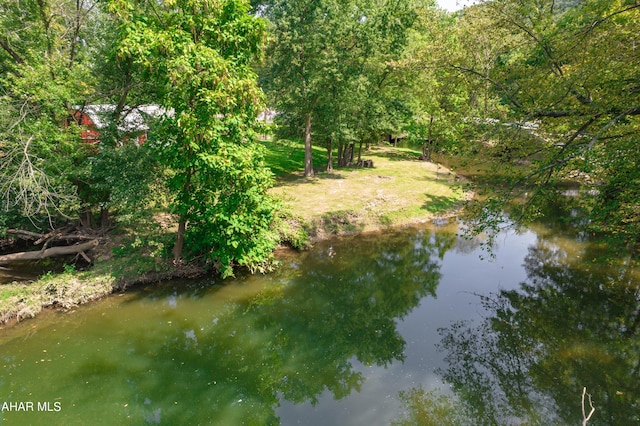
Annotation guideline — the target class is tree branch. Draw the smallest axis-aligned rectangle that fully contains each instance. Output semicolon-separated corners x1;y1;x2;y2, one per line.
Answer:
582;4;640;37
582;387;595;426
6;229;97;244
0;38;25;64
450;65;523;109
585;105;640;151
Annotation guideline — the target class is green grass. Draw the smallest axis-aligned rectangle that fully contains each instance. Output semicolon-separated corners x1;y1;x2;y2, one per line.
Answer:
260;138;329;178
262;139;466;241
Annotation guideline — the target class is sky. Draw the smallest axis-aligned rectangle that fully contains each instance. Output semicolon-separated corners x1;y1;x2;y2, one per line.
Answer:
436;0;478;12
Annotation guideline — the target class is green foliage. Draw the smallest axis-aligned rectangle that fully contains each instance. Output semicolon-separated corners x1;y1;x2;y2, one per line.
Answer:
180;148;281;276
0;0;159;231
584;137;640;246
0;81;88;227
112;233;172;260
270;208;310;250
449;0;640;250
2;0;636;279
81;143;162;225
399;6;473;158
259;0;424;173
0;0;103;219
109;0;278;276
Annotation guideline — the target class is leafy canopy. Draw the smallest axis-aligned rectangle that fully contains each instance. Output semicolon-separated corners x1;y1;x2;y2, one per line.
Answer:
107;0;279;275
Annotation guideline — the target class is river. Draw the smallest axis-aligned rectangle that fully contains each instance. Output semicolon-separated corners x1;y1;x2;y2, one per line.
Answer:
0;215;638;425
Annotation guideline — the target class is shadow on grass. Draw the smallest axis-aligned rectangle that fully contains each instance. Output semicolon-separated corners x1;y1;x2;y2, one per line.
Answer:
368;146;422;162
422;194;460;214
274;171;347;187
311;171;347;180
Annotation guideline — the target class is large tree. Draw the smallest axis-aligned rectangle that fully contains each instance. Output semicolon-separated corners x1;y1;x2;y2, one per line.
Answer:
108;0;279;276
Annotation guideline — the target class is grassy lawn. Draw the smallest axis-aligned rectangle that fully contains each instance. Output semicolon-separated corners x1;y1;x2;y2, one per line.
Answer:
262;139;467;241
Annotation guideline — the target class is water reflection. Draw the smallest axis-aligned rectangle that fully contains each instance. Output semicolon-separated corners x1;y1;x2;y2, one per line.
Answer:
429;237;640;425
0;229;454;425
6;215;635;425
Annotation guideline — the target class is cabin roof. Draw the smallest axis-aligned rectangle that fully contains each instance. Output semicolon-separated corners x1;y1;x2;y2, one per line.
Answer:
73;104;171;133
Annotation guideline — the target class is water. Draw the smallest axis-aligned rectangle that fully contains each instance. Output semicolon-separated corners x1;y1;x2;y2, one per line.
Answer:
0;219;638;425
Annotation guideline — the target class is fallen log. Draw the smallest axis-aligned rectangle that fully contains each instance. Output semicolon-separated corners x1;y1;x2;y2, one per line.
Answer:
0;240;99;266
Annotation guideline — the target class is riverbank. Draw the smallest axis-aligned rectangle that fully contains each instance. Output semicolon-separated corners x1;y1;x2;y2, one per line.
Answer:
0;142;468;325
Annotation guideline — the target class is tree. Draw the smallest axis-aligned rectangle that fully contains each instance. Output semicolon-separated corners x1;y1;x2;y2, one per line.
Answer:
258;0;420;175
257;0;328;177
0;0;163;238
0;0;100;229
400;3;471;161
453;2;515;120
108;0;279;276
453;0;640;249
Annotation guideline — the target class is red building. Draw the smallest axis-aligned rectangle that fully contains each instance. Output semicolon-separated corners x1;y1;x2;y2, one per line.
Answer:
68;104;169;145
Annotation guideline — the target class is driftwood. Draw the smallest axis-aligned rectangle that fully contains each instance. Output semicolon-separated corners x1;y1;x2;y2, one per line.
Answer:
0;240;99;266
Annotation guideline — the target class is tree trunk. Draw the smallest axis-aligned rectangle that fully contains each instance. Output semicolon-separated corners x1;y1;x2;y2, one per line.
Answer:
172;219;186;262
326;138;333;172
0;240;99;266
79;208;93;228
422;115;434;161
484;66;490;118
172;168;192;262
100;207;111;230
304;113;314;177
340;143;353;166
357;139;364;163
6;228;95;243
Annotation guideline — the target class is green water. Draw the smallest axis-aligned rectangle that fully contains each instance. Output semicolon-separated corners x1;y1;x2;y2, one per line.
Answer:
0;219;638;425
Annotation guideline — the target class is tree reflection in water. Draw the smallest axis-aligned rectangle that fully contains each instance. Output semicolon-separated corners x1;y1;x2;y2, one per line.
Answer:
88;229;454;425
420;238;640;425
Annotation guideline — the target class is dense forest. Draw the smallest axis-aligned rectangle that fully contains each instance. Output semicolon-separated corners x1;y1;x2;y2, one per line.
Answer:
1;0;638;276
